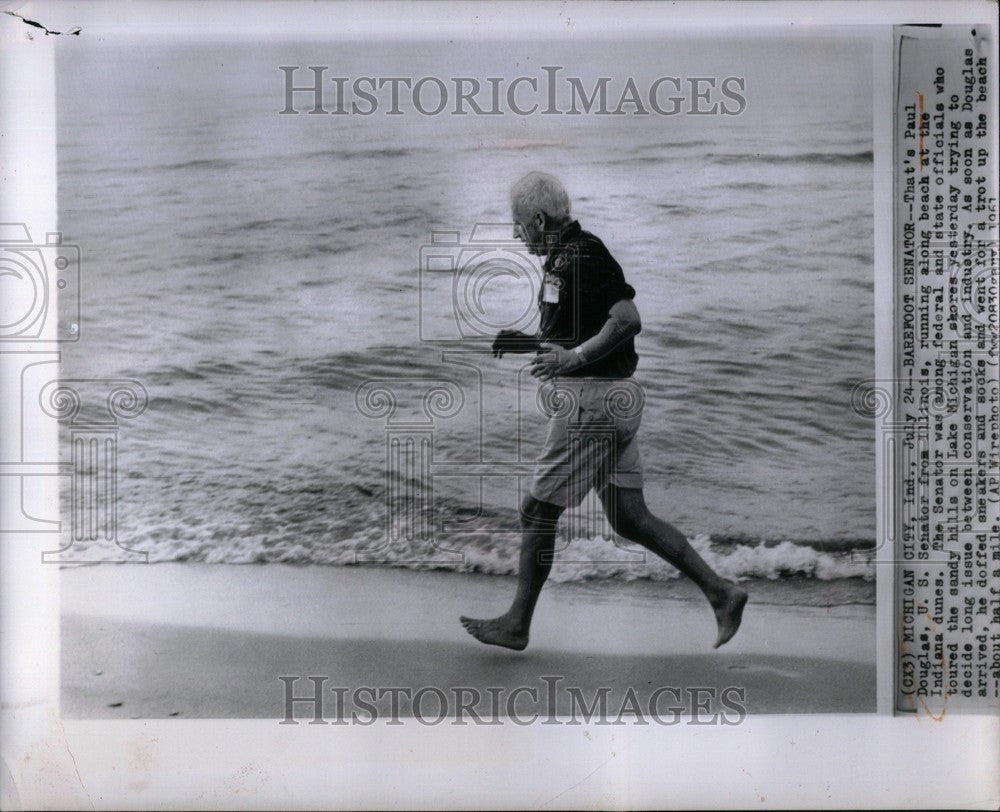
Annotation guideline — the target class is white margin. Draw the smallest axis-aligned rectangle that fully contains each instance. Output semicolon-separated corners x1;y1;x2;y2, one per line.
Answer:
0;1;997;809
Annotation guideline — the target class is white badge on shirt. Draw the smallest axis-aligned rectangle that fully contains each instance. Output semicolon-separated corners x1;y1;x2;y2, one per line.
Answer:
543;273;562;304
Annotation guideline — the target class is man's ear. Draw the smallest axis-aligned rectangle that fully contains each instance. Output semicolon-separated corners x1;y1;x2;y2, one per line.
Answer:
534;211;546;230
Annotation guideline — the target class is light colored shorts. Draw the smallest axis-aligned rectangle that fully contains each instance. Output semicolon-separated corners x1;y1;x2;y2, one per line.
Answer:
529;377;645;508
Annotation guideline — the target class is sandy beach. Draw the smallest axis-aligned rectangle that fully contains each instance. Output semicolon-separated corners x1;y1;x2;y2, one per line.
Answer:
61;564;874;718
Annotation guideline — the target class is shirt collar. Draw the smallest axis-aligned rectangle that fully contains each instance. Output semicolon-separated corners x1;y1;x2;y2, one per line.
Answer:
554;219;581;245
544;220;581;268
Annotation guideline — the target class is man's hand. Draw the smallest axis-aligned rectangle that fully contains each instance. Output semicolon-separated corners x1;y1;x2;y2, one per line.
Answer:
492;329;541;358
529;342;583;380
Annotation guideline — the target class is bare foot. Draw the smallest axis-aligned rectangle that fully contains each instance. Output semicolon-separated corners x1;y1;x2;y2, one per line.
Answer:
712;584;748;649
459;615;529;651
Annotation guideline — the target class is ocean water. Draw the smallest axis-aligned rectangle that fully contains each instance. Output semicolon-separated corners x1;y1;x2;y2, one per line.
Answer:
55;38;876;591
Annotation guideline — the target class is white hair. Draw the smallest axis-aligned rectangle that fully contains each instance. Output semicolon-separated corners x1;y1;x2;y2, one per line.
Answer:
510;172;571;222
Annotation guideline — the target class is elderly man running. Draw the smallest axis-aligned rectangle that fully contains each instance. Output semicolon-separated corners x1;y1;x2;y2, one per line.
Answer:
460;171;748;651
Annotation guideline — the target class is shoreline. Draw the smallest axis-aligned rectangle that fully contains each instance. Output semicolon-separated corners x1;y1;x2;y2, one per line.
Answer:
59;559;876;607
61;563;875;718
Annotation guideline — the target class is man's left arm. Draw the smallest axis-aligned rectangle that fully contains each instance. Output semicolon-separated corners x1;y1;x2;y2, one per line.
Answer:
530;299;641;380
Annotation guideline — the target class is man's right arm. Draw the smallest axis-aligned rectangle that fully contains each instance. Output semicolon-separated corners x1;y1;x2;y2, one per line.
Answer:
563;298;641;369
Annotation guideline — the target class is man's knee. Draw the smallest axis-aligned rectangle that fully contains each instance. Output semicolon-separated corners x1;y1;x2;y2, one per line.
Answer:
520;494;563;528
600;486;651;539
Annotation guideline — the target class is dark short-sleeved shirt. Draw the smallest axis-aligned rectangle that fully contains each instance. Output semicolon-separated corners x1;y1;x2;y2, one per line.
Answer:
537;220;638;379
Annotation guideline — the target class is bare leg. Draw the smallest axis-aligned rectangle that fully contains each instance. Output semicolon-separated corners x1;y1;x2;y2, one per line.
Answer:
600;485;748;648
460;495;563;650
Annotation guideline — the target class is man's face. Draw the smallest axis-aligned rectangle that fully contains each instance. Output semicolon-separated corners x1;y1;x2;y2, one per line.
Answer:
512;209;546;256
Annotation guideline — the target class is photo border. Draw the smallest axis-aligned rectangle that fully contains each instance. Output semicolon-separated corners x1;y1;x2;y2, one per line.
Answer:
1;1;997;808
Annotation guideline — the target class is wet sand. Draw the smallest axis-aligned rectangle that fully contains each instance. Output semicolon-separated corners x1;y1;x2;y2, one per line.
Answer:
61;564;875;718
